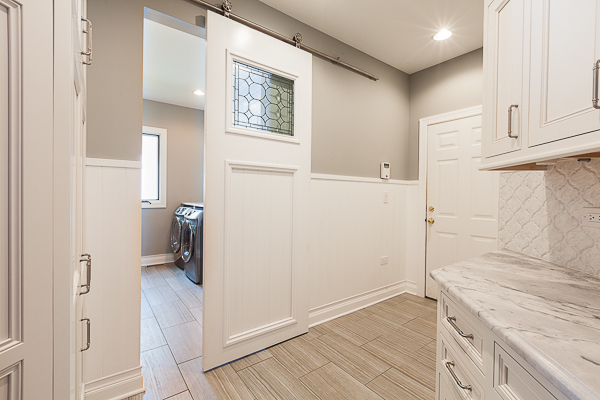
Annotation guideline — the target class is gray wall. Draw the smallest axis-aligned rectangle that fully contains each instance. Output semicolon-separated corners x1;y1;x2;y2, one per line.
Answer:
87;0;411;179
141;100;204;256
407;48;484;179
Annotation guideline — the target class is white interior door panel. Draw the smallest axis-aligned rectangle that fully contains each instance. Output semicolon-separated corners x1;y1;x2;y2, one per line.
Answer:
426;115;499;299
203;12;312;370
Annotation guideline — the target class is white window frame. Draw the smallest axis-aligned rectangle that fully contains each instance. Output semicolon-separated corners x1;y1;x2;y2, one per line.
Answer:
142;126;167;209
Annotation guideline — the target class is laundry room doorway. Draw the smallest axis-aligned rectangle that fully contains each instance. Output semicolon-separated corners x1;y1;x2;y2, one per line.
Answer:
138;7;207;389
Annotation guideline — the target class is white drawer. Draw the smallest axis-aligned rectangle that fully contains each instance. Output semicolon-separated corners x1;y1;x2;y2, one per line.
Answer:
440;333;485;400
440;293;487;374
439;370;462;400
494;343;556;400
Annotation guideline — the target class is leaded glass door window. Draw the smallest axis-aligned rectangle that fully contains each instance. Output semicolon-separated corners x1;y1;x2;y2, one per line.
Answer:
232;61;294;136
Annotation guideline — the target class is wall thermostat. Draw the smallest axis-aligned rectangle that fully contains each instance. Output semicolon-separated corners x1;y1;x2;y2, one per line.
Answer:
380;162;390;179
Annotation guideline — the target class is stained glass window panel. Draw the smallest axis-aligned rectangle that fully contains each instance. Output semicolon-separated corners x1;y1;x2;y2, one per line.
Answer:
233;61;294;136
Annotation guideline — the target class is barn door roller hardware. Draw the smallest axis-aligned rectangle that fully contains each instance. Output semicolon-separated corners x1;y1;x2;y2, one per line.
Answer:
190;0;380;81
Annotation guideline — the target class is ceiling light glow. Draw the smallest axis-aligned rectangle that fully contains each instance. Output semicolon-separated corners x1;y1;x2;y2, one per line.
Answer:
193;89;204;96
433;29;452;41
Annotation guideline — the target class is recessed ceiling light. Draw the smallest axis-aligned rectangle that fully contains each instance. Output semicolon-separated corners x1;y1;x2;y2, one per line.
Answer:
433;29;452;41
193;89;204;96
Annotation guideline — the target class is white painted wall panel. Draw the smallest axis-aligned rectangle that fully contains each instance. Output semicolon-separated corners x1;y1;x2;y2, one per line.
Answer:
309;177;412;313
125;169;142;369
101;168;128;375
404;184;421;293
83;164;142;393
0;4;8;344
227;168;294;337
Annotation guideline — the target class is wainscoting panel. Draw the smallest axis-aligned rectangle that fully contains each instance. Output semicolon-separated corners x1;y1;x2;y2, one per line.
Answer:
225;164;296;343
83;160;143;398
309;175;416;324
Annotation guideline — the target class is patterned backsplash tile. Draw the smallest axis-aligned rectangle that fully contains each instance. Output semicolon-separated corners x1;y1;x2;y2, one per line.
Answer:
498;159;600;277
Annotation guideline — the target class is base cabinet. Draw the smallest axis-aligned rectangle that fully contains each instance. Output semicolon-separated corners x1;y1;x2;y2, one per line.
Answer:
435;290;569;400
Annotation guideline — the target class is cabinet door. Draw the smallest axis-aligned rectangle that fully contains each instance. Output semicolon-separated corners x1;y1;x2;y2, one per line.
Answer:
529;0;600;146
483;0;531;157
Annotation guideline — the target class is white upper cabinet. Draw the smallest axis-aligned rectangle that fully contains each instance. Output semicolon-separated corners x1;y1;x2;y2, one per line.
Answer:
528;0;600;146
483;0;530;158
482;0;600;169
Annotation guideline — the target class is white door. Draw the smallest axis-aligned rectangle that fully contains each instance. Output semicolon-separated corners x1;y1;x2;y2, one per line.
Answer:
425;115;499;299
0;0;55;398
483;0;530;158
528;0;600;146
203;12;312;370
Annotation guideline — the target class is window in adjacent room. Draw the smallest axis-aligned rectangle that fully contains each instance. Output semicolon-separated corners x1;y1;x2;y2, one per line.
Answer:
141;126;167;208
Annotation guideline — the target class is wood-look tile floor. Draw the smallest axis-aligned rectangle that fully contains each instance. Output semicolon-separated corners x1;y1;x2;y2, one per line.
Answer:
139;264;437;400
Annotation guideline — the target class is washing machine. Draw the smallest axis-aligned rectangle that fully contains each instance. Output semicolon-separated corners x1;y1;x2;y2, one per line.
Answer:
180;207;204;284
182;202;204;209
170;206;190;269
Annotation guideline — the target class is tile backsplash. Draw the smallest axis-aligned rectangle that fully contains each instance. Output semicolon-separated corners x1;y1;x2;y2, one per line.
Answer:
498;159;600;277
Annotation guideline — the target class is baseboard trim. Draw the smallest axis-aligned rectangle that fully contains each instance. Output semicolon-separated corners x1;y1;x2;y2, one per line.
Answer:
141;253;175;267
86;157;142;169
311;173;418;185
308;280;417;327
404;280;417;295
84;366;144;400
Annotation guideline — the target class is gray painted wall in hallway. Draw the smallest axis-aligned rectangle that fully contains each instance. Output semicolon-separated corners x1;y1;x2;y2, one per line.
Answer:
87;0;411;179
407;48;484;180
141;100;204;256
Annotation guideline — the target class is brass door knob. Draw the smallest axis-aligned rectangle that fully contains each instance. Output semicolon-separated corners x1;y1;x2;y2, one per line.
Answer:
429;206;435;212
427;218;435;225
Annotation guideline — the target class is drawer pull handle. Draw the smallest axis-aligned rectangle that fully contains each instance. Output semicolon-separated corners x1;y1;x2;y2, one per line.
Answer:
81;318;91;352
593;60;600;109
445;360;472;391
508;104;519;138
446;316;474;340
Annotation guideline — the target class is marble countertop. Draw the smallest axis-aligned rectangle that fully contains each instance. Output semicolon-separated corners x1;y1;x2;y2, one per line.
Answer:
430;249;600;400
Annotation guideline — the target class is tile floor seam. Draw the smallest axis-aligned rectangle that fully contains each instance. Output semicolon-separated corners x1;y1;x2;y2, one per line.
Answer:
141;265;437;400
162;390;188;399
362;365;394;387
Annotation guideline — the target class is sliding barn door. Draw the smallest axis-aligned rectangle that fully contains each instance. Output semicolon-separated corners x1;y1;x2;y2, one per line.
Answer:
203;12;312;370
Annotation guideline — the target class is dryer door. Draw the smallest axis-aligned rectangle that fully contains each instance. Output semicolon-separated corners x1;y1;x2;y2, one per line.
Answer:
170;216;183;253
181;221;195;263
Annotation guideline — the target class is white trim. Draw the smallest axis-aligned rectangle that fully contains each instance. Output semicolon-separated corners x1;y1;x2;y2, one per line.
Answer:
418;105;483;126
84;366;144;400
141;253;175;267
141;126;168;209
308;280;416;327
311;173;418;185
417;105;482;298
86;158;142;169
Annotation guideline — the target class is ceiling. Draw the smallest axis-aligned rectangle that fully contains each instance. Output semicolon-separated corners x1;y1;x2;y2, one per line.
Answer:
258;0;483;74
143;18;206;110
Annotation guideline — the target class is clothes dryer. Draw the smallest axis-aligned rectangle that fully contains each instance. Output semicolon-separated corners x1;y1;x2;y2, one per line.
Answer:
170;206;190;269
